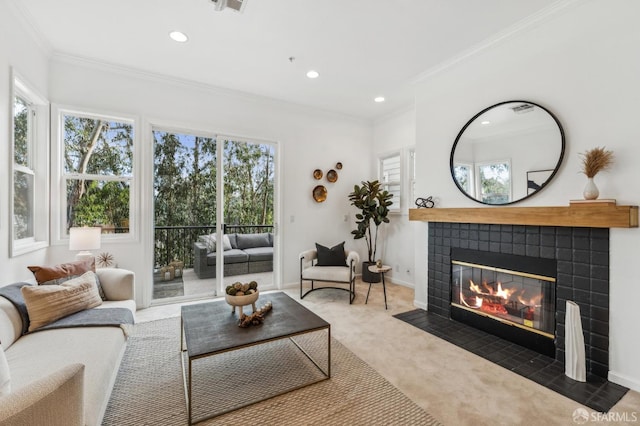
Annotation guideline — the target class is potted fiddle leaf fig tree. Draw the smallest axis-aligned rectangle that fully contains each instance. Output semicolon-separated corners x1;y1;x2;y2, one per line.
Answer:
348;180;393;283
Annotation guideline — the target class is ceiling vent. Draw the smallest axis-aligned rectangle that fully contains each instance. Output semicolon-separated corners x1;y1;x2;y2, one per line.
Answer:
210;0;247;13
511;103;535;114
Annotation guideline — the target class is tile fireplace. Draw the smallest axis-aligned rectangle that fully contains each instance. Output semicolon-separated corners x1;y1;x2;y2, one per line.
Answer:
428;223;610;378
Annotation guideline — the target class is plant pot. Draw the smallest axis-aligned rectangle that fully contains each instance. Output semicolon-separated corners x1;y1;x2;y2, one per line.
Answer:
362;261;381;283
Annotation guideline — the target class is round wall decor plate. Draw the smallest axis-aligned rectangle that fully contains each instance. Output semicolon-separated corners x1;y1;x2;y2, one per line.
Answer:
335;162;343;170
313;185;327;202
313;169;323;180
326;169;338;183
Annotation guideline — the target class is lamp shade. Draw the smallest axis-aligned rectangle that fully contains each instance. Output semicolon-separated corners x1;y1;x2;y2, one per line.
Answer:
69;227;102;251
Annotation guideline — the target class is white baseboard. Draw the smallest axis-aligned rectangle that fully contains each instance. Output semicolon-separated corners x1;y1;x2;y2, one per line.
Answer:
413;300;427;310
608;370;640;392
386;276;414;288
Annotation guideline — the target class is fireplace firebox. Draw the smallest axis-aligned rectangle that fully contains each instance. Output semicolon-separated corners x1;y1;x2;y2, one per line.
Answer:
450;248;557;357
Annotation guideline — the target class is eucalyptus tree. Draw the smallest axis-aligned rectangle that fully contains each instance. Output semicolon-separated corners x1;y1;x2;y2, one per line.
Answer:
63;116;132;230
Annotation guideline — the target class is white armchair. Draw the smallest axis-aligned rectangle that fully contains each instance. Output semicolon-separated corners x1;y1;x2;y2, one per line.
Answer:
299;249;359;304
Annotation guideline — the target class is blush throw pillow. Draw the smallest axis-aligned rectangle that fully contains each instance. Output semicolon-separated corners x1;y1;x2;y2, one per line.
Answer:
21;271;103;332
315;242;347;267
0;345;9;396
28;258;95;284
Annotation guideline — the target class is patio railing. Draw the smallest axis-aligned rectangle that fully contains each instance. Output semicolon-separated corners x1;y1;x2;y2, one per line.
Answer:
154;224;274;268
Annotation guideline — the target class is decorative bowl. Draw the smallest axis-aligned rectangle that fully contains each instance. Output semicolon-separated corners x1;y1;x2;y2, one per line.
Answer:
225;290;259;316
312;185;327;202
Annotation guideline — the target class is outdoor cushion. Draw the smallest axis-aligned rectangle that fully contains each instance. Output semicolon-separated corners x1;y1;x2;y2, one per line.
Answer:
198;233;216;252
205;249;249;266
243;247;273;262
227;234;238;249
236;233;271;250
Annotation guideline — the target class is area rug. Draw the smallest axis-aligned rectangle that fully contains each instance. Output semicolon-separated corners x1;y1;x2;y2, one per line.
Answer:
103;317;442;425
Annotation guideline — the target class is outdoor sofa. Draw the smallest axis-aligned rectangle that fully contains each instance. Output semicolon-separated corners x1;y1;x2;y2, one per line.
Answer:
193;232;273;279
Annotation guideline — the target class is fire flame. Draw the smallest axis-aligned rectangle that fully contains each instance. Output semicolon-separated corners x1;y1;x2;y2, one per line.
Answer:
468;279;516;300
460;288;483;308
517;293;543;308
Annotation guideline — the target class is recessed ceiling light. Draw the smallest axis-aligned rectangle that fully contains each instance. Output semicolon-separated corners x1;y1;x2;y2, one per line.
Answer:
306;70;319;79
169;31;189;43
374;96;385;103
481;120;491;125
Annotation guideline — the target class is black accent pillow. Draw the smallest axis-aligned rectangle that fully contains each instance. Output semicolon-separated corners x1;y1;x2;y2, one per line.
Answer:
315;242;347;267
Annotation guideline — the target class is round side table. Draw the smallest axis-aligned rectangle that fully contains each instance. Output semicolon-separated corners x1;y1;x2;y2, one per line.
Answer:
367;264;391;309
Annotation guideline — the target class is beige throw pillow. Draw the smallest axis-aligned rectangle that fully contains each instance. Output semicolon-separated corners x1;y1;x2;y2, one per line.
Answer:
21;271;103;332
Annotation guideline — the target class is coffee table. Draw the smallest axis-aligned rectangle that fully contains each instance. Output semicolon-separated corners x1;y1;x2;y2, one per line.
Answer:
180;292;331;424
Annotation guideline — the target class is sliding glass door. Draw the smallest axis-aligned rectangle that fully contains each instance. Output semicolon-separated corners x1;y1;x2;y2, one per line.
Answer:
152;129;276;301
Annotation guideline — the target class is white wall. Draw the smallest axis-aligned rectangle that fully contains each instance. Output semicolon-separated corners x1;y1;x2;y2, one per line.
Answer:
412;0;640;390
372;108;416;287
0;1;50;283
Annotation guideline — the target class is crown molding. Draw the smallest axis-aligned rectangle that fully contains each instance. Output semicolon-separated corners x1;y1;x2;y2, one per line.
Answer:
411;0;582;85
374;102;416;125
6;0;53;57
50;52;371;126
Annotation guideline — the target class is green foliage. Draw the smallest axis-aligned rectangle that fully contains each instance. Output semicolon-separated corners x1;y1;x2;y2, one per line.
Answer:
479;163;510;204
64;115;133;230
13;97;29;166
223;140;274;226
348;180;393;262
13;97;31;238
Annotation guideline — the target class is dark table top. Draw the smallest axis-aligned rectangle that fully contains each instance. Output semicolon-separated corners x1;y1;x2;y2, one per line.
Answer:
181;292;330;358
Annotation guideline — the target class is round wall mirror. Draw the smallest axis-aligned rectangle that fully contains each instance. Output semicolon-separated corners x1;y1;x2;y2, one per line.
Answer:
450;100;565;205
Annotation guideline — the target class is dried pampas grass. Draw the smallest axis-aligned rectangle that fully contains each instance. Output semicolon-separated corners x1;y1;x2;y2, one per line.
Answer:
580;147;614;178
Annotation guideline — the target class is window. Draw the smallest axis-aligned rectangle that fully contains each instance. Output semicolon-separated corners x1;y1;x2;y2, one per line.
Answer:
476;159;511;204
408;149;416;207
56;109;135;238
11;73;49;256
380;153;401;212
453;162;474;197
13;96;34;239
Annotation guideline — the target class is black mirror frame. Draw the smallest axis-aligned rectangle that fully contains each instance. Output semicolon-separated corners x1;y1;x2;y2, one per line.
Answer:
450;100;565;206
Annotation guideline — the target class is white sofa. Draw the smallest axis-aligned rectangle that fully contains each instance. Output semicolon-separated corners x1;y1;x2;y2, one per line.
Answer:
0;268;136;426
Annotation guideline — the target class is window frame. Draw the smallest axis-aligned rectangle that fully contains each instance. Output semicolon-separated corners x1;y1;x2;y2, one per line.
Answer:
378;147;416;215
408;148;416;210
10;70;49;257
453;161;475;198
379;151;402;214
51;105;140;244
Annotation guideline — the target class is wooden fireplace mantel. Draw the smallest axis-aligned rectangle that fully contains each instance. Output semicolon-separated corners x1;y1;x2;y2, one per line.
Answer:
408;204;639;228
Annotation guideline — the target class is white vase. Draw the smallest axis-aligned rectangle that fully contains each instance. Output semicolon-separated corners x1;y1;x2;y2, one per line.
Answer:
583;177;599;200
565;300;586;382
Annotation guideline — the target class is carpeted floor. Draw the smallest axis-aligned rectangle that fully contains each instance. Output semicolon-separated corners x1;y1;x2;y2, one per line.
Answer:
103;316;442;425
